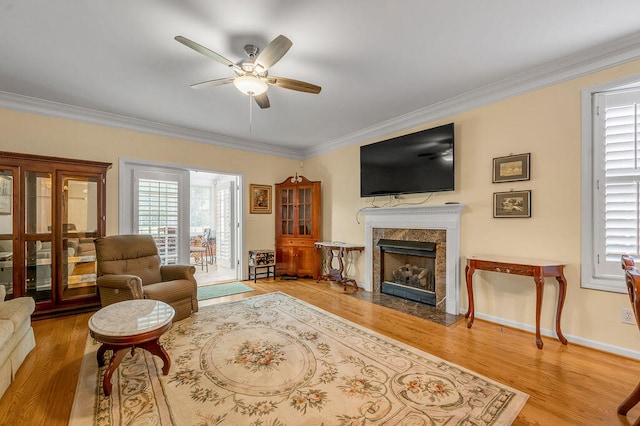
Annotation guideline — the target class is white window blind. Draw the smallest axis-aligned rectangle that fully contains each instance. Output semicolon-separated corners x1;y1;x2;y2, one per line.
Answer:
216;184;231;264
594;89;640;279
137;178;179;264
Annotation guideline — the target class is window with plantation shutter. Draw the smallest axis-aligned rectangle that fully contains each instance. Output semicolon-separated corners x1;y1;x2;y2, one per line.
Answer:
215;180;236;269
587;87;640;290
137;178;180;264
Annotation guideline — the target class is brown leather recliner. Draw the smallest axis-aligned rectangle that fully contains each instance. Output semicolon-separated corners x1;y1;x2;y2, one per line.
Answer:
95;234;198;321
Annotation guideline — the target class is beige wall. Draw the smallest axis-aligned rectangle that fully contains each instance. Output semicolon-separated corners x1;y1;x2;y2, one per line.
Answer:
304;59;640;353
4;57;640;354
0;109;300;271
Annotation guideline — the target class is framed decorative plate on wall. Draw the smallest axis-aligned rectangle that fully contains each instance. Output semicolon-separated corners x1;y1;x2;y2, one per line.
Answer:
492;153;530;183
493;190;531;218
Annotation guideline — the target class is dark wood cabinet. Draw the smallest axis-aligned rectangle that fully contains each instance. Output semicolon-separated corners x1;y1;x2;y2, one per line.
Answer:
0;151;111;316
275;175;321;279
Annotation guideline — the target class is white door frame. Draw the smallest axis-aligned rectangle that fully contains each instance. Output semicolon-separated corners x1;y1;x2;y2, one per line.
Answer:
119;158;243;276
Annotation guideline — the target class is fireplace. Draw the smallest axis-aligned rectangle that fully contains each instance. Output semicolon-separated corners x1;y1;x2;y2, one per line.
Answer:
378;239;437;305
362;204;465;315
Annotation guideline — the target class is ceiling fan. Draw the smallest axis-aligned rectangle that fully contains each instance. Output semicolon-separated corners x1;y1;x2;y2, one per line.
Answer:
175;34;321;109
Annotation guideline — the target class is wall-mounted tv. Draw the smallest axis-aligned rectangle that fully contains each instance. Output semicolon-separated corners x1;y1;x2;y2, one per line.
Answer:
360;123;455;197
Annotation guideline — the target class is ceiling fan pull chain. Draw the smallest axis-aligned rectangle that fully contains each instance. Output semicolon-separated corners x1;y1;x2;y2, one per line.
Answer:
249;94;253;133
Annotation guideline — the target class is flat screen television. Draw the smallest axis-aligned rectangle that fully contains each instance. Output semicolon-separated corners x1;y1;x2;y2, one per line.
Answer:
360;123;454;197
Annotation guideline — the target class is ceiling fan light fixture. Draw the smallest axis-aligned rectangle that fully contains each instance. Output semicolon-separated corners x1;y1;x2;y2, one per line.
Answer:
233;75;268;96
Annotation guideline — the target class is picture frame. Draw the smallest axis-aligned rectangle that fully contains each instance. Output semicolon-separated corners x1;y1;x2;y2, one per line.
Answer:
493;190;531;218
492;153;530;183
0;176;11;215
249;184;272;214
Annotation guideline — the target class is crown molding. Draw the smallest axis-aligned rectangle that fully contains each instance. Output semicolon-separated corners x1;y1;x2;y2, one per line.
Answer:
302;31;640;159
0;91;302;159
1;32;640;162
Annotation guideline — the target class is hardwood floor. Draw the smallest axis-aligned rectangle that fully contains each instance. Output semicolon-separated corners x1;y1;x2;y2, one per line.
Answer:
1;278;640;425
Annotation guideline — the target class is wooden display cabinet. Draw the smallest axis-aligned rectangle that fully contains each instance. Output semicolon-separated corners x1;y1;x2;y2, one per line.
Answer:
275;175;321;279
0;151;111;316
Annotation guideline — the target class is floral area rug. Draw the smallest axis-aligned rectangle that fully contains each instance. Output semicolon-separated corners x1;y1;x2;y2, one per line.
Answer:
70;292;527;425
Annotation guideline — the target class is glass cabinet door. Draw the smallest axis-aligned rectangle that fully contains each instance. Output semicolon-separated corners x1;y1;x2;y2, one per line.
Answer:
297;187;312;236
280;188;294;236
24;171;53;303
0;169;15;300
61;175;100;301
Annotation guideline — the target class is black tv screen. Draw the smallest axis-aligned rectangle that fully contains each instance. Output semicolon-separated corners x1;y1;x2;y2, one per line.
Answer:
360;123;454;197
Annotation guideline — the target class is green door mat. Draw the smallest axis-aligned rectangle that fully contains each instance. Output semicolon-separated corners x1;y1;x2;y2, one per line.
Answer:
197;282;254;301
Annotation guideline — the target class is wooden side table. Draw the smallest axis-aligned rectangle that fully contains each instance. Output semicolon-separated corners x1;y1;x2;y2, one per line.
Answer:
88;299;175;395
465;254;568;349
315;242;364;290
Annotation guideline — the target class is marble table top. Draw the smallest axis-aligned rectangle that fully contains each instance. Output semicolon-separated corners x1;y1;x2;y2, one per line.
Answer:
315;241;364;249
89;299;175;337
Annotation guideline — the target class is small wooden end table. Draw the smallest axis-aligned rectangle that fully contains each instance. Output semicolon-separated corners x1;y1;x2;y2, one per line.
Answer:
89;299;175;396
465;254;568;349
315;242;364;290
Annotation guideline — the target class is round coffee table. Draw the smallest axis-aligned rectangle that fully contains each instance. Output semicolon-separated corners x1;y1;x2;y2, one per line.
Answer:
89;299;175;396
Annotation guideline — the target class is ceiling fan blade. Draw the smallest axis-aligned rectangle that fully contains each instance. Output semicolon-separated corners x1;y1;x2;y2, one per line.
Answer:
190;77;235;89
175;36;242;72
268;76;321;94
254;93;270;109
254;35;292;70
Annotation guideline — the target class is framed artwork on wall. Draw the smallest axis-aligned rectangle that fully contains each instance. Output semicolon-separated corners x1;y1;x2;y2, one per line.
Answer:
0;176;11;215
249;184;272;214
492;153;530;183
493;190;531;218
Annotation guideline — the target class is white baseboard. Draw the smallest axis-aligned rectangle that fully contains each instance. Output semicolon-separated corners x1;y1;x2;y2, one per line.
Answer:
471;311;640;360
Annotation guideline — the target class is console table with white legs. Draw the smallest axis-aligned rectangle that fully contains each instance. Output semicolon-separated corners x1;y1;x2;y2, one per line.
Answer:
465;254;568;349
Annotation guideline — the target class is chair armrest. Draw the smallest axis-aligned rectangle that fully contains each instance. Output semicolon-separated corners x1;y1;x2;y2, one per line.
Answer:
160;265;196;282
96;274;143;299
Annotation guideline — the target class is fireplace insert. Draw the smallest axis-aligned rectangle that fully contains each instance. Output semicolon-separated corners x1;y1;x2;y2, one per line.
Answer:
377;239;437;306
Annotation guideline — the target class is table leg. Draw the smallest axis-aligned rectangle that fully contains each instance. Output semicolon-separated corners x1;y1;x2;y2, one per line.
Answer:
327;248;336;280
317;248;335;282
465;264;475;328
618;381;640;416
343;278;359;291
534;273;545;349
102;347;129;396
96;343;109;367
555;275;568;345
139;339;171;375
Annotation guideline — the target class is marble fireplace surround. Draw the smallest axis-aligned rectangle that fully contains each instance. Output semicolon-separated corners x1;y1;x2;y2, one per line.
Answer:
362;204;465;315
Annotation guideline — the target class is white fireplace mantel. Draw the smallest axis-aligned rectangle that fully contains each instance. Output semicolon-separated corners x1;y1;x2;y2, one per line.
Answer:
362;204;465;315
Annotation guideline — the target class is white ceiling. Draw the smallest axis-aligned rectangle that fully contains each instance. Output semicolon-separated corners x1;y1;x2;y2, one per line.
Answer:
2;1;640;159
